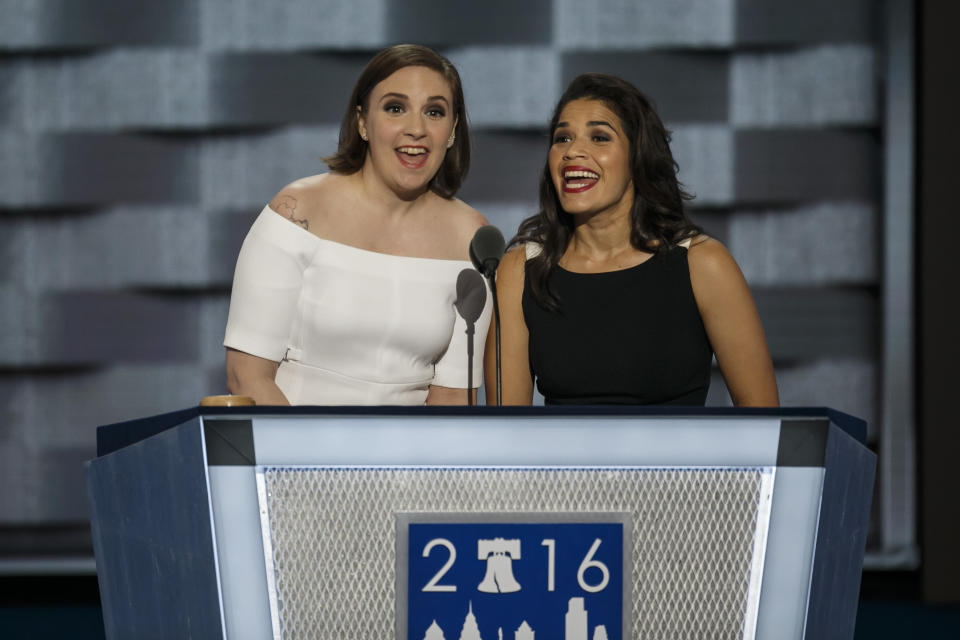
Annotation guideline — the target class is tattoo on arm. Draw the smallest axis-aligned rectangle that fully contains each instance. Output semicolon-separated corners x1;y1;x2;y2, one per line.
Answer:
274;195;309;230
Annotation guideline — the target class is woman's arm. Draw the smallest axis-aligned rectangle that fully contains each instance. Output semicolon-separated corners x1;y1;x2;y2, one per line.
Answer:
484;247;534;405
426;385;478;405
223;190;316;406
225;348;290;405
687;238;779;407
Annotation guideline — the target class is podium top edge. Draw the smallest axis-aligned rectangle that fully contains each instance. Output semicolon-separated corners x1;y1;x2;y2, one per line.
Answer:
95;405;866;458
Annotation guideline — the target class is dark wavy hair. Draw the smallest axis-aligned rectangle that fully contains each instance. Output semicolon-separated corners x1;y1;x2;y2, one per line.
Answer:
324;44;470;199
514;73;701;310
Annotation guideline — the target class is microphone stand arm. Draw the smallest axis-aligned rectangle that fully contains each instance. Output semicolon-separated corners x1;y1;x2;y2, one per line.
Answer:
484;262;502;406
492;280;501;406
464;322;475;406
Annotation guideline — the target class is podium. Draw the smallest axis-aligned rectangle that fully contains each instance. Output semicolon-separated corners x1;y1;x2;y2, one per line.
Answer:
86;407;875;640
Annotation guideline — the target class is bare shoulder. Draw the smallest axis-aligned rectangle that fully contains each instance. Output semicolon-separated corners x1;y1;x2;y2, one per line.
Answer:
497;246;528;283
443;196;490;234
430;196;490;257
268;173;328;210
268;173;342;231
686;235;752;306
501;245;528;266
686;235;740;275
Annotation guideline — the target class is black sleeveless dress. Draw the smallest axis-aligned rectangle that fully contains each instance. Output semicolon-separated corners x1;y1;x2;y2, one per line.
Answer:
522;246;713;405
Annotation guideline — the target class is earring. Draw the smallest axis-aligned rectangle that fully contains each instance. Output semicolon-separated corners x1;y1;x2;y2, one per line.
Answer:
447;133;455;148
360;130;368;141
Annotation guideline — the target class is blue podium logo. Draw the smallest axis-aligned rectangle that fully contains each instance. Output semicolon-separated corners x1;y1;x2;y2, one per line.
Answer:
397;514;630;640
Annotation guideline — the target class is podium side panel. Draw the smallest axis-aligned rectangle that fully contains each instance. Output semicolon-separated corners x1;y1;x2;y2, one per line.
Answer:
86;418;224;640
754;467;824;639
804;426;877;639
207;465;273;639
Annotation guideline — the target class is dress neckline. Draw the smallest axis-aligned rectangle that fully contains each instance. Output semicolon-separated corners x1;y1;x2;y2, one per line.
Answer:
264;205;472;265
554;251;661;276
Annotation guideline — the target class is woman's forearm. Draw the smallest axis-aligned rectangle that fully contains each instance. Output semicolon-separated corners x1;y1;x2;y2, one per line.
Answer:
226;374;291;406
426;384;477;406
225;349;290;406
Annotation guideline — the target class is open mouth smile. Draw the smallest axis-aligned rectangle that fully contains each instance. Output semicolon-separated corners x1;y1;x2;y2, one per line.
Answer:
396;146;429;169
562;166;599;193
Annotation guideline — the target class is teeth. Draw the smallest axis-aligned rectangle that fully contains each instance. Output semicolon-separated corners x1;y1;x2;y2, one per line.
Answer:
398;147;427;155
564;170;599;180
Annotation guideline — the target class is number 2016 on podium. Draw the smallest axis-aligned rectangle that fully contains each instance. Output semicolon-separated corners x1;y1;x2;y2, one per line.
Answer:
396;513;631;640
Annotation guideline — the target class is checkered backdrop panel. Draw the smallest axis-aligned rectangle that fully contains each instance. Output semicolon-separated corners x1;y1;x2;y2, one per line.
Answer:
0;0;902;564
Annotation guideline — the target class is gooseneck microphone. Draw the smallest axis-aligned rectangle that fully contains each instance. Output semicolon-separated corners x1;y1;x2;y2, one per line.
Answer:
469;225;506;405
470;225;506;278
454;268;488;406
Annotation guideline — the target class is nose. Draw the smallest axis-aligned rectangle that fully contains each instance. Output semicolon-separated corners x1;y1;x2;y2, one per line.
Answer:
404;112;427;139
562;138;586;160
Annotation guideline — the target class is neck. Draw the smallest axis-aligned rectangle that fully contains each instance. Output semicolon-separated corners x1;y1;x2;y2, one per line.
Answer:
355;162;430;217
569;200;635;260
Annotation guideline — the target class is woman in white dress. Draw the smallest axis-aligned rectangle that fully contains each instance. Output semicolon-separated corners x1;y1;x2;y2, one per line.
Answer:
224;45;491;405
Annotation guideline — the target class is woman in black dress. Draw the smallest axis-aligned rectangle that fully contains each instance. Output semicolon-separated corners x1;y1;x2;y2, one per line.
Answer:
487;74;778;406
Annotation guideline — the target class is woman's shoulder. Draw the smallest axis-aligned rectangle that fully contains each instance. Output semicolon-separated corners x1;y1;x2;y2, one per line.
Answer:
427;195;489;255
510;244;538;265
269;173;337;203
684;235;744;283
436;195;488;230
268;173;345;230
496;245;529;286
685;234;726;258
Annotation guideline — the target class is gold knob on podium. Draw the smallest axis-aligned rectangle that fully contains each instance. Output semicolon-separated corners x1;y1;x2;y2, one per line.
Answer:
199;395;256;407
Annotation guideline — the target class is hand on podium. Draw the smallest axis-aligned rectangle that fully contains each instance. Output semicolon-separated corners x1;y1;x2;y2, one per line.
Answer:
199;395;256;407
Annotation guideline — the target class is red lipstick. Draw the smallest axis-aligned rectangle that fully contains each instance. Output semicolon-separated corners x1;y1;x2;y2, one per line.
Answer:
561;165;599;193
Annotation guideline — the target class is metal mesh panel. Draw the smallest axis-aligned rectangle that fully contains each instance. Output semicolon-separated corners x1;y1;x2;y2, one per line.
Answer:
259;467;768;640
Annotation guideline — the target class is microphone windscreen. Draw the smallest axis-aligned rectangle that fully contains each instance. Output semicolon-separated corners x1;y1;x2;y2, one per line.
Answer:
469;225;506;276
455;268;487;324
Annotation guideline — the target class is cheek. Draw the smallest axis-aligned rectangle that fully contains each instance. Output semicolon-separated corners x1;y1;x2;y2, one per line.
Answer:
601;152;630;185
548;148;563;178
370;118;400;141
432;122;454;144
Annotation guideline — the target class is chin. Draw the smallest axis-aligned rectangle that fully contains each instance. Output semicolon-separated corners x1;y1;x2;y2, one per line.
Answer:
393;176;432;196
400;161;441;183
558;197;594;215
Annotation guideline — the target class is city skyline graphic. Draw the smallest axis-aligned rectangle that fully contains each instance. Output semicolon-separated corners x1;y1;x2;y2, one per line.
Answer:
421;598;608;640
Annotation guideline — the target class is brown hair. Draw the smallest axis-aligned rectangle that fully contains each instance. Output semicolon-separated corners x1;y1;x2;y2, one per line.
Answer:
324;44;470;199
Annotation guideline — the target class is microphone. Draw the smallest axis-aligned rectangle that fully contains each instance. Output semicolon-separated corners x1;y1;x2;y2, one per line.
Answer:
455;268;488;406
469;225;505;278
468;225;505;406
455;268;487;326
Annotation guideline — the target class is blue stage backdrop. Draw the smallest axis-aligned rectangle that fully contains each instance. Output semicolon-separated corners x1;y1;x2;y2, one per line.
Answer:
0;0;911;571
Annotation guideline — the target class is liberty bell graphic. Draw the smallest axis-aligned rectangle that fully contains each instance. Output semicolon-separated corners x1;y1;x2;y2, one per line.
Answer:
477;538;522;593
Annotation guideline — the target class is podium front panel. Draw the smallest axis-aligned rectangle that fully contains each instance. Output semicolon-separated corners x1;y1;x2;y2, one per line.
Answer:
255;465;774;639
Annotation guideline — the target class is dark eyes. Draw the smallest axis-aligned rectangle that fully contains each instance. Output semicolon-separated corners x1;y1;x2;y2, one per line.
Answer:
382;103;446;118
552;132;611;144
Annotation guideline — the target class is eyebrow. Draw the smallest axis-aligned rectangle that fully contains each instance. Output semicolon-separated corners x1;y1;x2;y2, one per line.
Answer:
379;92;450;105
555;120;616;130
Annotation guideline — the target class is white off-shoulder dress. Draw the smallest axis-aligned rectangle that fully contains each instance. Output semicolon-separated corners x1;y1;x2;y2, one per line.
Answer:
224;207;492;405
